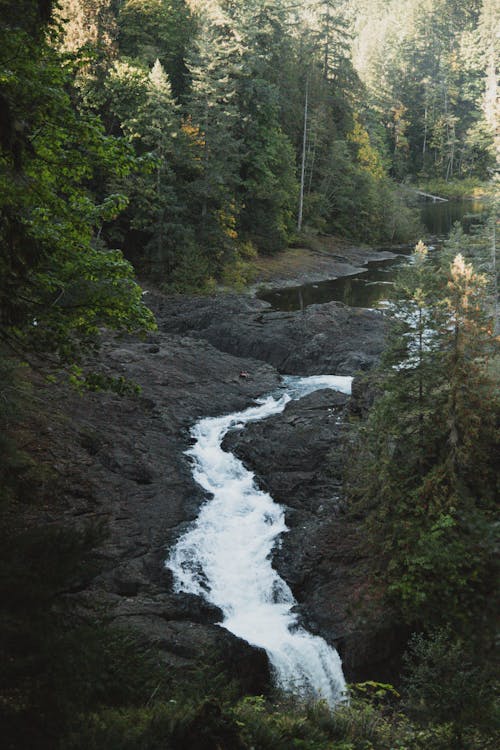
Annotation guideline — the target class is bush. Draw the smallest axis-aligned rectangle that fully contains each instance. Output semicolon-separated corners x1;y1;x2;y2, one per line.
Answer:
402;631;498;740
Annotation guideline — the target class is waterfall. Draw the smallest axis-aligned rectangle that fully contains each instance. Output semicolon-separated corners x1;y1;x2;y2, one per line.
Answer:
166;375;352;706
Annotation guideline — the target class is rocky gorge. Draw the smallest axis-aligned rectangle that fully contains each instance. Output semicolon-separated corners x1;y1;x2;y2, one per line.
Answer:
30;261;403;697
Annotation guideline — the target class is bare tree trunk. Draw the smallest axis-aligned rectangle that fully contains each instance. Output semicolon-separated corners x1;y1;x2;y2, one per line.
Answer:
307;127;317;195
422;104;427;157
492;215;499;335
297;75;309;232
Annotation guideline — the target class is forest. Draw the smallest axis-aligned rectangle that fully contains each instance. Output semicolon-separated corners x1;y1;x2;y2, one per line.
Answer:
0;1;498;749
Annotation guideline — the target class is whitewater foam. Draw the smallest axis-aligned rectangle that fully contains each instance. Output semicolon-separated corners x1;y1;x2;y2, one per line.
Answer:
166;375;352;705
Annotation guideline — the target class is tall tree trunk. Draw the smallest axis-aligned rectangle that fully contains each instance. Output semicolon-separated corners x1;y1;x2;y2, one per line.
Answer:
492;216;498;335
297;74;309;232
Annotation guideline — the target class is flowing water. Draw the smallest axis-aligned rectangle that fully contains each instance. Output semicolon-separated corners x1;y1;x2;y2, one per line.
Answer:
167;375;352;706
165;200;487;703
259;199;488;313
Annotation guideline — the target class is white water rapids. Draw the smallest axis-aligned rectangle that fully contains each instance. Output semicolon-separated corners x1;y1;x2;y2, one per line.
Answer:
166;375;352;705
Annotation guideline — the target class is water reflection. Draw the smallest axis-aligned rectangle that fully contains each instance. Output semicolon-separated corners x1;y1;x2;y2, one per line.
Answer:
258;199;488;312
259;258;405;312
420;198;486;236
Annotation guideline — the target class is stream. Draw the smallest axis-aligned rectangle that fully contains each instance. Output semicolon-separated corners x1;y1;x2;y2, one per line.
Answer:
259;198;487;312
167;375;352;706
165;198;486;705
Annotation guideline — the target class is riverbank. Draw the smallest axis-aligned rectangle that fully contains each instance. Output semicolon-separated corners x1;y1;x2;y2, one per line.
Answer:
247;235;401;293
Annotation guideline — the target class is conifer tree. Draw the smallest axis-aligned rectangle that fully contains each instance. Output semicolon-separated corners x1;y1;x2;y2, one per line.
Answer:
105;58;188;280
229;0;298;252
56;0;118;108
118;0;194;97
133;60;183;276
346;241;499;636
182;3;243;272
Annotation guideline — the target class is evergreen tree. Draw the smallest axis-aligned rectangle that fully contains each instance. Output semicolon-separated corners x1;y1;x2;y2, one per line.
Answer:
351;0;495;179
55;0;119;109
229;0;298;253
117;0;194;97
181;3;243;275
106;59;185;278
346;241;498;637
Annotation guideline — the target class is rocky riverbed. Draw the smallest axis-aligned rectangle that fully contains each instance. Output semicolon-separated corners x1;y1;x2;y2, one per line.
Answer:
31;285;401;693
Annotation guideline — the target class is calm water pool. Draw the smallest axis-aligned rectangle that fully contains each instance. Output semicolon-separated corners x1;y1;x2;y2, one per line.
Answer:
258;200;488;312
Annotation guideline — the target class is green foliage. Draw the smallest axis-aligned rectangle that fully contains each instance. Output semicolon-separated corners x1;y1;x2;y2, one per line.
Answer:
67;366;142;395
345;230;498;743
50;0;429;290
34;0;495;291
402;631;498;735
418;178;491;200
0;5;155;366
64;690;415;750
352;0;498;180
117;0;194;97
220;241;258;291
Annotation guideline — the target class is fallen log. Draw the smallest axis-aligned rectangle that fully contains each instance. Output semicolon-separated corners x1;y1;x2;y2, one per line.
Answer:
414;190;449;202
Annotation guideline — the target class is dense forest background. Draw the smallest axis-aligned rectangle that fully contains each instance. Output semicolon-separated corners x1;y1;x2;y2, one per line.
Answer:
0;2;498;749
2;0;497;303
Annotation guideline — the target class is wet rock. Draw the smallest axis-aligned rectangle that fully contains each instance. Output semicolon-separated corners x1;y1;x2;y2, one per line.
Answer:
154;294;386;375
31;288;391;691
223;389;349;514
221;386;399;681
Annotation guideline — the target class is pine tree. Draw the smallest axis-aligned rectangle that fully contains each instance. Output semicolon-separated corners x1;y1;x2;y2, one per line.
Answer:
55;0;118;108
182;3;243;273
117;0;194;97
137;60;184;276
105;58;189;280
228;0;298;252
346;240;499;636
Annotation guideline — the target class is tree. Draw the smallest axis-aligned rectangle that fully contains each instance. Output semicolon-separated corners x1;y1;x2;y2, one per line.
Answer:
105;58;187;279
181;3;243;275
228;0;298;251
312;0;352;83
403;630;497;745
351;0;495;179
118;0;194;97
0;2;155;368
55;0;119;109
346;241;499;637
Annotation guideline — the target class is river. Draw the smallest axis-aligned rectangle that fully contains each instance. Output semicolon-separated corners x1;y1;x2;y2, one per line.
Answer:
167;375;352;706
164;197;486;705
258;198;487;312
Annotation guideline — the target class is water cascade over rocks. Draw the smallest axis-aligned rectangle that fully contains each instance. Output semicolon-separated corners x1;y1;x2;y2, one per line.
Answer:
167;375;352;705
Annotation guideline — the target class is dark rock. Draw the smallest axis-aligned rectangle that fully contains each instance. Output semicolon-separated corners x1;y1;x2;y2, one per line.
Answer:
220;384;399;681
30;288;391;691
155;294;386;375
223;389;349;513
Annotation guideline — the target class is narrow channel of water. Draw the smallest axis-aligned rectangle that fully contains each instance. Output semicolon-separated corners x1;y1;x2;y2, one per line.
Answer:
258;199;487;312
166;375;352;706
